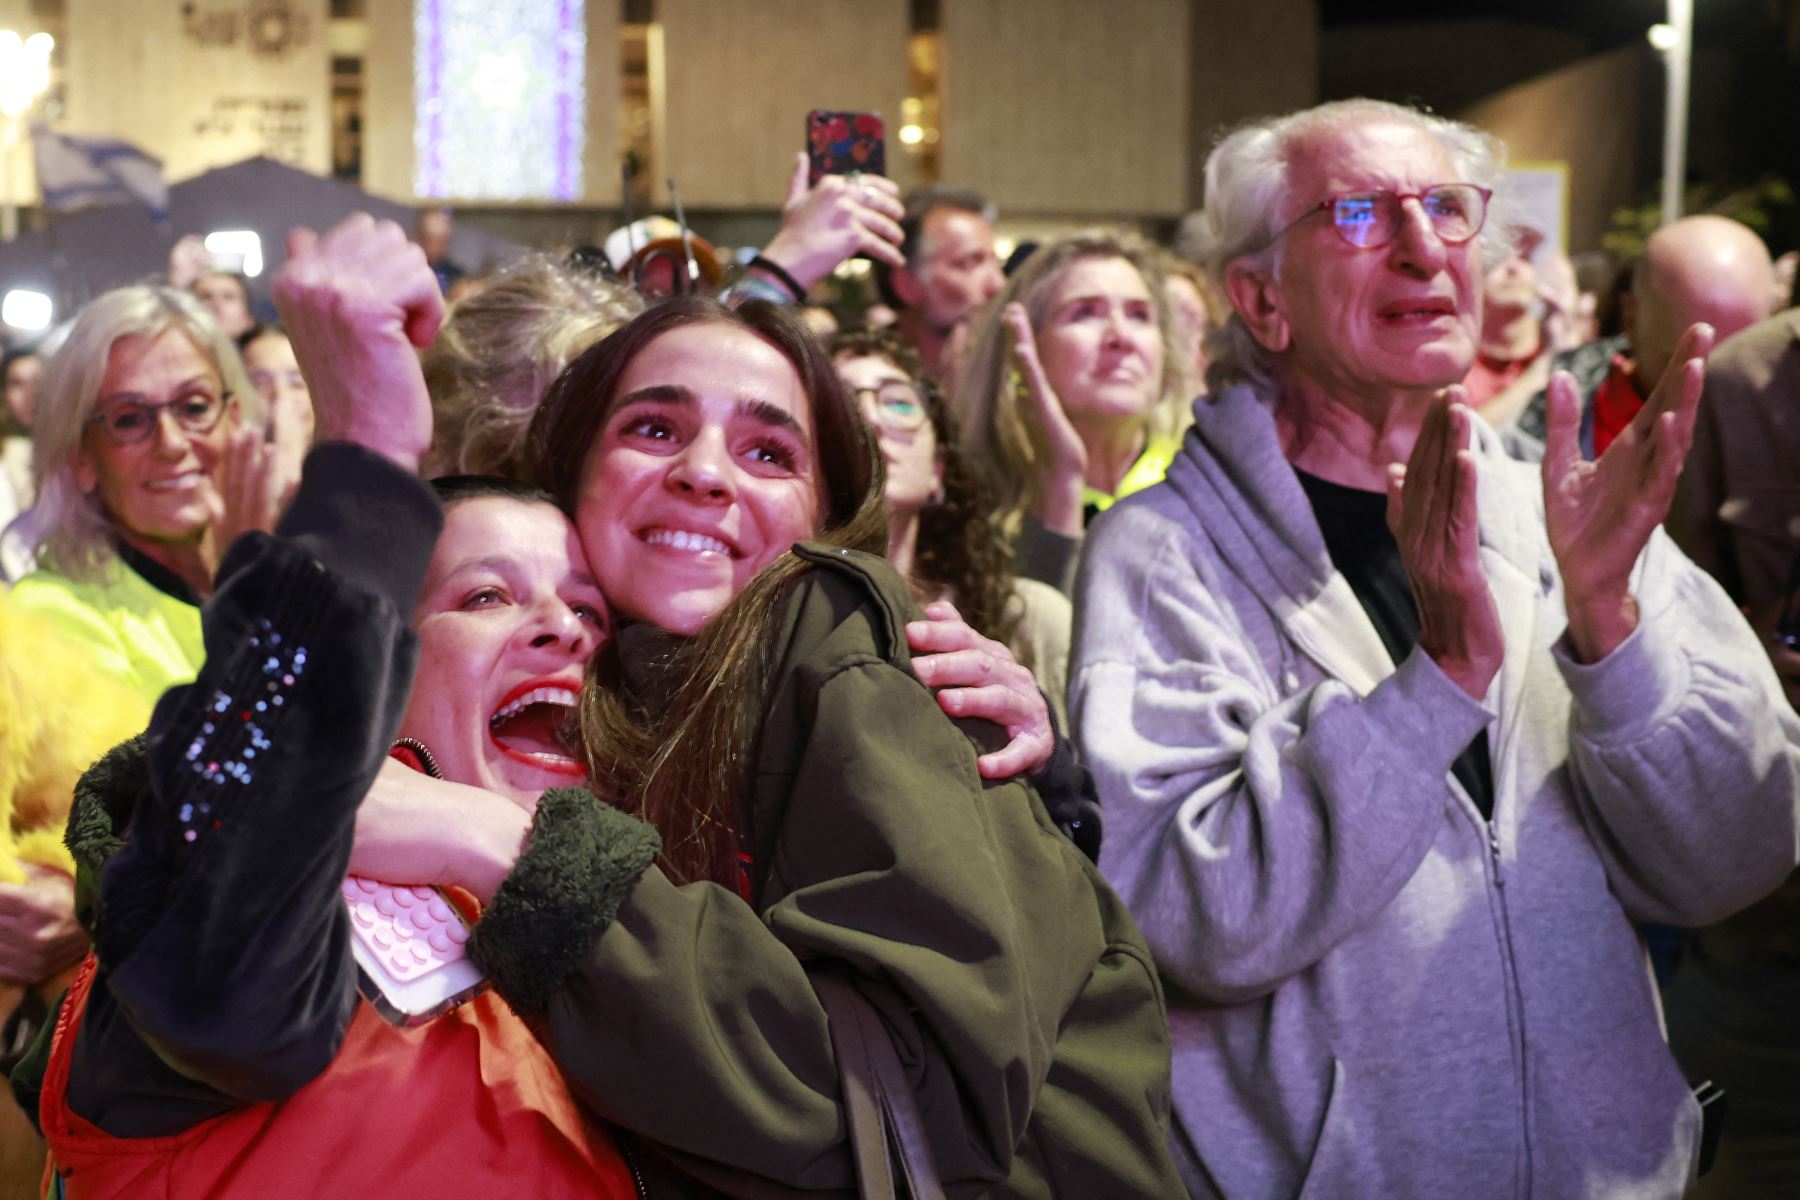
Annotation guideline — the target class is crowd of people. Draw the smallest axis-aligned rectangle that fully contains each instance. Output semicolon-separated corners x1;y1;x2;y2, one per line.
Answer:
0;94;1796;1199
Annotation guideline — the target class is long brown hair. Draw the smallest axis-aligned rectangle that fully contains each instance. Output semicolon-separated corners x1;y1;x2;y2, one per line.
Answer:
528;296;888;885
830;328;1027;669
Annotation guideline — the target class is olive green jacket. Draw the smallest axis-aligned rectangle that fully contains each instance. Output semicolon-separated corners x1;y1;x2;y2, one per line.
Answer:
471;543;1183;1198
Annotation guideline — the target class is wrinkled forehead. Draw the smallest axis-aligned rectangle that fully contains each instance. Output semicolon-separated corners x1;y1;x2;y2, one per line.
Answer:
835;351;910;387
1282;118;1460;215
430;496;586;585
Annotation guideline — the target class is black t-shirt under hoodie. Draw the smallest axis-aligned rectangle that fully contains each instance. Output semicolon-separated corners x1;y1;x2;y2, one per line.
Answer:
1295;468;1495;820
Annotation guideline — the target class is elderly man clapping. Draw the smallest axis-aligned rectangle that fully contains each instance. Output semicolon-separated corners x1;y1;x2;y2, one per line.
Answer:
1071;97;1800;1199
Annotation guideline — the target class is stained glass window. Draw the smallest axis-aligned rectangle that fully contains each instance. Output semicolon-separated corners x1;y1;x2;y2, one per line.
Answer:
414;0;585;201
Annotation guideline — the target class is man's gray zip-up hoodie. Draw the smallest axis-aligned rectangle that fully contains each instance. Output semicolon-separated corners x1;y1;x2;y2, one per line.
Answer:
1070;386;1800;1199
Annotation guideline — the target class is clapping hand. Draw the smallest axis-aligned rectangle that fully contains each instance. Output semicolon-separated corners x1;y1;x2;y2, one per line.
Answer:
0;868;83;985
213;390;305;550
272;215;442;472
1544;323;1713;662
1386;389;1504;701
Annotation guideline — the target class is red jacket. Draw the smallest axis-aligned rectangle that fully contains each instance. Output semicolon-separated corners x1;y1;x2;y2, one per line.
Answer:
41;947;638;1198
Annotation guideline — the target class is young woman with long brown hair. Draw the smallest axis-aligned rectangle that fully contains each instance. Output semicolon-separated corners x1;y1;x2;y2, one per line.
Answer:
370;294;1184;1195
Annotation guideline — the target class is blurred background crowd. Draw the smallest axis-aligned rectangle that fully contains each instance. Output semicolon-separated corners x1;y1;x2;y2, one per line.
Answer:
2;2;1800;1198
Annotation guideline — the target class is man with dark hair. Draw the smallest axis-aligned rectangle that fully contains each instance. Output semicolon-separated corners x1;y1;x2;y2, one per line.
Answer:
873;185;1004;384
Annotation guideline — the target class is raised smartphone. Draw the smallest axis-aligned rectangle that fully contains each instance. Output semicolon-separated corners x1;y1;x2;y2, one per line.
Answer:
806;109;886;186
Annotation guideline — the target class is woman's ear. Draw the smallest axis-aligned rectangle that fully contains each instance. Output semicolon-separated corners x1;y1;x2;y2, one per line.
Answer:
1223;257;1291;354
72;447;98;494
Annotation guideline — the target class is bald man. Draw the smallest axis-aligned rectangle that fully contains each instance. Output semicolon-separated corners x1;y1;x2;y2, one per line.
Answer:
1503;214;1776;460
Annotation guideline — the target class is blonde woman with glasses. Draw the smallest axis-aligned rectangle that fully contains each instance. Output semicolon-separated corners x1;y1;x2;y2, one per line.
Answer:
10;285;263;702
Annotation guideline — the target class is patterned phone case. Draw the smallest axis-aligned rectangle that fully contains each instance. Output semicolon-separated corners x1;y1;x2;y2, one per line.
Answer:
807;110;887;185
342;876;488;1026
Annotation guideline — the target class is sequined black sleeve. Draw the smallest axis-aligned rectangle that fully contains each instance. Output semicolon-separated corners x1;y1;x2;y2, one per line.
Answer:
60;444;442;1137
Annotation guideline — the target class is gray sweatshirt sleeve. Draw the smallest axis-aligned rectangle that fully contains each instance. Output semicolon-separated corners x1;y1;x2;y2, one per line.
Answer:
1072;506;1491;1005
1555;530;1800;926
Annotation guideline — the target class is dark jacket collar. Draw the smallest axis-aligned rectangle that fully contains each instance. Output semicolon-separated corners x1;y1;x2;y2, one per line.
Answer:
115;539;203;607
610;620;690;715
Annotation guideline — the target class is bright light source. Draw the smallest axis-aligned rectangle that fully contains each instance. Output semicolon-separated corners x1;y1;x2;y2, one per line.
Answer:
993;237;1017;262
0;28;54;118
204;230;264;278
2;289;53;332
1647;23;1678;51
471;51;529;109
898;124;925;146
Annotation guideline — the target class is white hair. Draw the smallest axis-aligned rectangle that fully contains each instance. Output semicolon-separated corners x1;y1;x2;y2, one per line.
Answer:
1193;98;1507;399
26;285;260;581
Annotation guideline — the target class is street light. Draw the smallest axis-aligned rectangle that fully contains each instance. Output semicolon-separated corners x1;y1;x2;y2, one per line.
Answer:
0;29;55;242
1;288;52;332
1650;0;1693;226
0;30;53;243
203;231;264;278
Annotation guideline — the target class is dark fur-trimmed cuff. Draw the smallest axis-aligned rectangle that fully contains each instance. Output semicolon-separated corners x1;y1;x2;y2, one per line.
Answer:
68;735;147;933
469;787;662;1018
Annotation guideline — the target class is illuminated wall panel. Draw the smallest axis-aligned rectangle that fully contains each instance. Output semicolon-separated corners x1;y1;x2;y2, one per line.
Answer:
656;0;911;209
412;0;586;201
64;0;331;182
939;0;1190;216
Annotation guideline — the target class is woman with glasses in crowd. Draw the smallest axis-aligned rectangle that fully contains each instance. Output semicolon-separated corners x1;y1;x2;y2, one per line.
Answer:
9;286;263;702
958;230;1194;594
832;327;1075;734
0;287;262;1183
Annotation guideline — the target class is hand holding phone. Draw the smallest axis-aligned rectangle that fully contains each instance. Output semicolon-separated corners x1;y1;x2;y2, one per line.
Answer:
756;150;905;294
343;876;487;1026
806;109;887;185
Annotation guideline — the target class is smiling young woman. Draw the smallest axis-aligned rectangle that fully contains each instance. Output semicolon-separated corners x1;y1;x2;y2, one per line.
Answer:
461;294;1187;1195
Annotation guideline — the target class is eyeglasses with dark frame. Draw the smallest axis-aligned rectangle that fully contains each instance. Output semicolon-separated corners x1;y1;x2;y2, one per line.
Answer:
850;381;930;434
1269;183;1493;251
87;388;232;447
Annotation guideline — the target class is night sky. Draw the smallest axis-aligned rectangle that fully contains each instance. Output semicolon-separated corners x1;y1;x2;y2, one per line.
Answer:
1320;0;1767;52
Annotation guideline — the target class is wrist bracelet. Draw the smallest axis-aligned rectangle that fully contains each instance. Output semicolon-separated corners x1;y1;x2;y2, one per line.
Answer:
727;275;795;308
749;254;807;303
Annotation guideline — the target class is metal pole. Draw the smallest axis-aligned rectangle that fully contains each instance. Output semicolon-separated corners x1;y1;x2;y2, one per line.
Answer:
1;116;17;242
1660;0;1693;226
